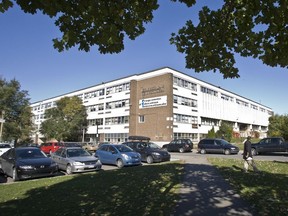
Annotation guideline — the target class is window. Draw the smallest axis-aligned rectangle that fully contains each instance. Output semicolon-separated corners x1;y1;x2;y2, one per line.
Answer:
139;115;145;123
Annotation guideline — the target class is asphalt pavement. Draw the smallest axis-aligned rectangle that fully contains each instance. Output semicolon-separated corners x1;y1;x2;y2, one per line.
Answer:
171;155;255;216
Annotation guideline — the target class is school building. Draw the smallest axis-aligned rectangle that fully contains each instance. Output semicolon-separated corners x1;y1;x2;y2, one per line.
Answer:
30;67;273;144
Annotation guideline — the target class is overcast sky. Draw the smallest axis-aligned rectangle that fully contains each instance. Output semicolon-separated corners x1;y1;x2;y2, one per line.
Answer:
1;1;287;115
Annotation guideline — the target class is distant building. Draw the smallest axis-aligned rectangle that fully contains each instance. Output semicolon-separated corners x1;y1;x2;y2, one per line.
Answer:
30;67;273;144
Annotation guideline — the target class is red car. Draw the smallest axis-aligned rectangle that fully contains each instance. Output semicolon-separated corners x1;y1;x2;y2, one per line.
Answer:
40;142;64;154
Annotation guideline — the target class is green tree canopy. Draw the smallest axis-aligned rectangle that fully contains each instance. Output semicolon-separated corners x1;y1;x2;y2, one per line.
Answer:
207;126;216;138
1;0;286;78
268;114;288;140
40;96;87;141
0;77;32;144
216;121;233;142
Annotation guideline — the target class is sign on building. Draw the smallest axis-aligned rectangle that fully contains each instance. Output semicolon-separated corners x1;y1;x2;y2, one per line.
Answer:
139;96;167;109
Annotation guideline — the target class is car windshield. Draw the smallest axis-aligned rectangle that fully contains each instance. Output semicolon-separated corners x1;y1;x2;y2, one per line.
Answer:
115;145;133;153
142;142;160;149
67;149;91;157
16;149;46;159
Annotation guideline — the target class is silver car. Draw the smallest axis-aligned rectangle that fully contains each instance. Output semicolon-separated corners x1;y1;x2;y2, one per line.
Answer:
51;147;102;175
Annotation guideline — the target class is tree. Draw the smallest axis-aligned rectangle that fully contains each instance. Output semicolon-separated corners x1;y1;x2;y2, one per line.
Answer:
216;121;233;142
268;114;288;140
170;1;288;78
1;1;286;78
0;77;33;145
40;96;87;141
207;126;216;138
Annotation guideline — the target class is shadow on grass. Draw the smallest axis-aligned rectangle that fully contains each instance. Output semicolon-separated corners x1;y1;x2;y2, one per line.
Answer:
210;159;288;216
0;162;183;216
172;163;255;216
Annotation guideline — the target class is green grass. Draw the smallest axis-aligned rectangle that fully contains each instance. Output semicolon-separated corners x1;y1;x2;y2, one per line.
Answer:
0;162;183;216
208;158;288;216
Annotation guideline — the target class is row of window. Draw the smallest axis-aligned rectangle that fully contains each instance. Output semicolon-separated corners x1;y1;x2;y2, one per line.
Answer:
221;93;234;102
201;86;218;96
33;102;55;111
88;116;129;126
88;118;103;126
173;133;198;140
201;117;220;126
106;99;129;110
173;114;198;124
84;89;105;99
80;82;130;100
86;99;129;112
106;83;130;95
173;76;197;91
173;95;197;108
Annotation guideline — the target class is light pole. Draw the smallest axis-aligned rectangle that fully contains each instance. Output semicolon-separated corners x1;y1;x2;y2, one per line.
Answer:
0;110;5;142
95;121;99;144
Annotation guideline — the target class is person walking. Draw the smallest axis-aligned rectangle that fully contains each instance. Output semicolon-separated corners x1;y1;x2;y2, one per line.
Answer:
243;136;259;173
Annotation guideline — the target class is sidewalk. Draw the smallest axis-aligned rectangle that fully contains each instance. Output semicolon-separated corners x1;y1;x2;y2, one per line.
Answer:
171;156;255;216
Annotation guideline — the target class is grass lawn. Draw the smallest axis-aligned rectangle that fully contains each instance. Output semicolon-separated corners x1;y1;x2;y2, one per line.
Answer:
0;162;183;216
209;158;288;216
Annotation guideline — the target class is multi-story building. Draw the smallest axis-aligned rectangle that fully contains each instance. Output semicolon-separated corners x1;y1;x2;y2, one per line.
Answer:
30;67;273;144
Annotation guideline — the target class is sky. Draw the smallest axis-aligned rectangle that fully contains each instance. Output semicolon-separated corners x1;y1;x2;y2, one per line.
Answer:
1;1;287;115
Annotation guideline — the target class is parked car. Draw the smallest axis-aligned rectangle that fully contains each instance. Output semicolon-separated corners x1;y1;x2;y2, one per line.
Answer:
0;143;12;156
51;147;102;175
162;139;193;153
82;142;98;152
197;138;239;155
0;147;58;181
251;137;288;156
40;142;64;154
122;138;171;164
95;144;141;168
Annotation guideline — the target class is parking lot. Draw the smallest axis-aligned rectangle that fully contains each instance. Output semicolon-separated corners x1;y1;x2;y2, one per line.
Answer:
1;151;287;184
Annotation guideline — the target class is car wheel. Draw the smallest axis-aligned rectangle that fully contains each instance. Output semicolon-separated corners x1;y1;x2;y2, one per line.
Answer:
251;148;257;156
66;164;73;175
12;168;19;181
147;155;154;164
179;148;184;153
200;149;206;154
224;149;231;155
117;159;124;168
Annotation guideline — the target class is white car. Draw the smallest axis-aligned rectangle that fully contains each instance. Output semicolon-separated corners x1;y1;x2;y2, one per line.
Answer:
0;143;12;156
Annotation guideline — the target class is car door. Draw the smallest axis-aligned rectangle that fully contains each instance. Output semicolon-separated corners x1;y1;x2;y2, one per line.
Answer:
257;138;273;153
0;149;15;177
271;138;283;152
169;140;176;151
175;140;182;151
97;145;111;164
214;140;224;154
136;142;147;161
204;139;215;153
52;149;66;170
107;146;118;164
